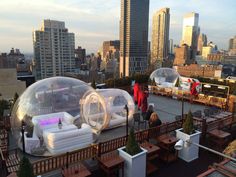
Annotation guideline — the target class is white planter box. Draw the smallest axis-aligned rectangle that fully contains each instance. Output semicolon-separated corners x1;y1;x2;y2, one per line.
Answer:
118;147;147;177
176;128;201;162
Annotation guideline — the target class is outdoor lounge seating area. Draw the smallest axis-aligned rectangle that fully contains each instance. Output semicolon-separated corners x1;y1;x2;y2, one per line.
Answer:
8;77;137;156
1;76;235;176
1;105;236;177
151;85;228;109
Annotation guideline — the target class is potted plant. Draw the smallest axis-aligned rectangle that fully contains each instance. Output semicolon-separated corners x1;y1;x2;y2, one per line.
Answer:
175;111;201;162
118;128;147;177
17;156;35;177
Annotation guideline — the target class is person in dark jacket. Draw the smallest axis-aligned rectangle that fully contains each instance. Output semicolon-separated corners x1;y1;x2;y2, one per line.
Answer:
149;112;162;128
145;105;154;121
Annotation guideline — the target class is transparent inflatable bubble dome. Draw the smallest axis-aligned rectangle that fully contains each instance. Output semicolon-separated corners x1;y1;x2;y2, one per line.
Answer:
150;68;180;87
11;77;108;156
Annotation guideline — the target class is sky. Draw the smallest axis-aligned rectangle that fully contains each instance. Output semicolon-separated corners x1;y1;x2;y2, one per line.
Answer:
0;0;235;54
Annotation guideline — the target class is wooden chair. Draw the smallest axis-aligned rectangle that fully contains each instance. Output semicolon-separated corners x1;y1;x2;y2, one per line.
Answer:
133;112;146;130
0;129;9;158
5;149;20;174
61;162;91;177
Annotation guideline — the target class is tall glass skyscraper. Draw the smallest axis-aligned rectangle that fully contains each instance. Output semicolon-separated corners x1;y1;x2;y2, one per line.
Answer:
151;8;170;68
120;0;149;77
181;12;199;60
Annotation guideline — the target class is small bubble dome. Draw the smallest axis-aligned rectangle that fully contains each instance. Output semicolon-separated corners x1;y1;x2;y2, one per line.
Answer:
11;77;108;156
96;88;135;129
150;68;180;87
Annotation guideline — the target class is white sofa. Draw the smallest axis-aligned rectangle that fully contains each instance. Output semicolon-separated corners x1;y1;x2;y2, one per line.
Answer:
24;132;40;154
31;112;93;155
43;124;93;155
32;112;75;138
108;113;127;128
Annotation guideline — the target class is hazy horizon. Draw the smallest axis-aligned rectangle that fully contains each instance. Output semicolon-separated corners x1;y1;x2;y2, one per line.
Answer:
0;0;235;54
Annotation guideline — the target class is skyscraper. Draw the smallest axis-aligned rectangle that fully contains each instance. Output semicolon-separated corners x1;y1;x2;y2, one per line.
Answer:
33;20;75;80
151;8;170;68
181;12;199;60
229;36;236;50
173;44;190;66
229;38;234;50
120;0;149;77
102;40;120;62
197;33;207;55
75;46;86;68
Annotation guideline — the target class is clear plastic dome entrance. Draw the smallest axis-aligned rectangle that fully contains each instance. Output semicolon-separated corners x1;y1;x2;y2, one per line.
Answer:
96;89;135;129
11;77;108;156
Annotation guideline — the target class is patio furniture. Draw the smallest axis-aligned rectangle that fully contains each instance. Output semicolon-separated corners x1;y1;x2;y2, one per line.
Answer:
97;151;124;177
0;149;20;174
208;129;231;151
141;141;160;161
175;115;182;121
197;159;236;177
0;129;8;158
61;163;91;177
156;134;178;163
43;123;93;155
193;110;202;118
133;112;146;130
140;141;160;176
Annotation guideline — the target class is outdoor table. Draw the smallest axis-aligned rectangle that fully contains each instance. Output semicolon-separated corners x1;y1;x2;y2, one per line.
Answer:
213;114;227;119
203;117;216;123
140;141;160;160
208;129;231;151
97;151;124;177
220;111;232;116
61;163;91;177
156;134;178;163
208;129;231;139
140;141;160;175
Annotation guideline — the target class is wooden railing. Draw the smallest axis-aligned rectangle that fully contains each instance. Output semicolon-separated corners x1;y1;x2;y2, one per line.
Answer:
30;117;232;176
33;145;97;176
98;136;127;157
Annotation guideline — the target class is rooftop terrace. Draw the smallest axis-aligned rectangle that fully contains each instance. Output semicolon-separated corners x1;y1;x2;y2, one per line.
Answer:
1;94;236;177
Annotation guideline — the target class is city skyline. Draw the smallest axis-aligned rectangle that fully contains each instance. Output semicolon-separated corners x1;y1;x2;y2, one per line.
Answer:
0;0;235;54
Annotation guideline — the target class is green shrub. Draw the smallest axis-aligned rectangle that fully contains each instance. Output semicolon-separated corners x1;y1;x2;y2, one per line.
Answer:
183;111;194;135
17;156;35;177
126;128;142;156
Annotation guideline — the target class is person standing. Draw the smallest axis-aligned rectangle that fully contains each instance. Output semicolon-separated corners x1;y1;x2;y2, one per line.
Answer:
133;82;140;105
138;87;149;118
190;79;199;103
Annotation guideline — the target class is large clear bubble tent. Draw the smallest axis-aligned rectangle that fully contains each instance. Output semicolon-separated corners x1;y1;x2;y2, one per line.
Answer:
11;77;108;156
